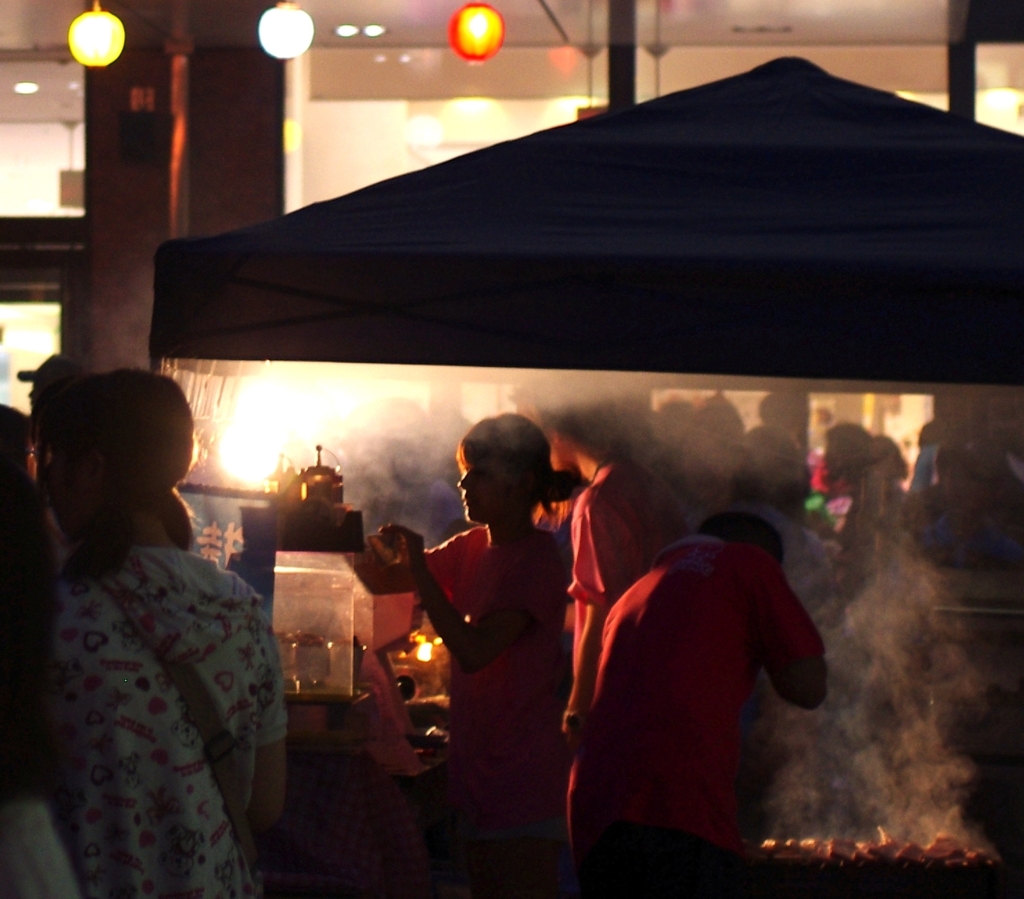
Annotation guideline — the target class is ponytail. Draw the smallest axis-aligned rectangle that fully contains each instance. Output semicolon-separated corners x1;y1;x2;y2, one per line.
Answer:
534;464;581;528
542;467;581;507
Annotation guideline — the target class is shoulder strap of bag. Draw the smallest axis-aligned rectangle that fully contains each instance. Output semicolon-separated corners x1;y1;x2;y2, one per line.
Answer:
97;563;260;869
160;659;260;869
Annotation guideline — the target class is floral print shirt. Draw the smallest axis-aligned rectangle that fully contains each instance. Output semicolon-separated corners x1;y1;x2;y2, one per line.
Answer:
49;547;287;899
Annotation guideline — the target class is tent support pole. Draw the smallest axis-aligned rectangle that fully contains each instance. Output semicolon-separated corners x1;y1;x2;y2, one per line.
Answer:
608;0;636;110
948;40;976;119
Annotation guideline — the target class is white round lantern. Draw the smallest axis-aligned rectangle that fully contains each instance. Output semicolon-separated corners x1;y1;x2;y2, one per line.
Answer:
258;2;315;60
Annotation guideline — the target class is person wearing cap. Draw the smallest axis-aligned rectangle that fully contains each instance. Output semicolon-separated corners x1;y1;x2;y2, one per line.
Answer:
17;355;83;410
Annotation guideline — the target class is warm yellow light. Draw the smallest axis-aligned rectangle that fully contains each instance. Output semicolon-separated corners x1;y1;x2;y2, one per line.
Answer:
414;634;427;643
981;88;1020;113
415;642;433;662
283;118;303;153
219;424;281;483
68;1;125;68
217;374;335;485
450;97;494;115
218;379;290;483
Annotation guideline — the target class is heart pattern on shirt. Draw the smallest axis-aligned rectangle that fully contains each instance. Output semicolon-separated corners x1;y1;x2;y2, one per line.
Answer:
83;631;110;652
90;765;114;786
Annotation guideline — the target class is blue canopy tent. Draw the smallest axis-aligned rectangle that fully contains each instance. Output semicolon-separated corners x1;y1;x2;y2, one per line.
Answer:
152;58;1024;385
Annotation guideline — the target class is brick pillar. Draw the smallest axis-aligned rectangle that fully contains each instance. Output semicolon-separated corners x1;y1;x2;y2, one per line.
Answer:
83;48;283;371
86;50;171;371
190;49;283;237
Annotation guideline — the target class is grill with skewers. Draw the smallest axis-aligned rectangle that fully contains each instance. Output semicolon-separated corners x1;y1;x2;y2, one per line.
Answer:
745;832;1003;898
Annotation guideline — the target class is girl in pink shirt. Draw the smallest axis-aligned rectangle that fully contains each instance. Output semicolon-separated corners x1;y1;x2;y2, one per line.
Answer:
367;414;578;899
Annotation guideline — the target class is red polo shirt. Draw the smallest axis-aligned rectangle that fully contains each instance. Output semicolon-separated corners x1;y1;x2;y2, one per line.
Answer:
568;537;825;866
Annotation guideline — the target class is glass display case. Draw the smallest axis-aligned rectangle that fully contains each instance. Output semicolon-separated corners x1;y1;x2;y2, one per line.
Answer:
273;550;373;697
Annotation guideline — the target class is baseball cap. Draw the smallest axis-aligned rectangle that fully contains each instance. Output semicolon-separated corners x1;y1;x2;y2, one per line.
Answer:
17;354;82;384
17;354;84;392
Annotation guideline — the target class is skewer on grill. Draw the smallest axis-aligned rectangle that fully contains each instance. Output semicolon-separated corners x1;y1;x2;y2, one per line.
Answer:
746;832;997;866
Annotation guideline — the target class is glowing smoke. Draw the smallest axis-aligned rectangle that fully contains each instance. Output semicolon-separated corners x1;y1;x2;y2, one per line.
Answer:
751;548;991;849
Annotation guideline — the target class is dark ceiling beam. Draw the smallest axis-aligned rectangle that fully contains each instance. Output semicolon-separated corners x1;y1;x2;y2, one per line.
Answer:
608;0;636;110
964;0;1024;41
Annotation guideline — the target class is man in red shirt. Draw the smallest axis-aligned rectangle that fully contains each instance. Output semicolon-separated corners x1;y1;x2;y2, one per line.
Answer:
568;512;827;898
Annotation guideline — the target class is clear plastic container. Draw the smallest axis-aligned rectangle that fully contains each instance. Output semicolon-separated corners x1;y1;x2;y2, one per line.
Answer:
273;551;374;696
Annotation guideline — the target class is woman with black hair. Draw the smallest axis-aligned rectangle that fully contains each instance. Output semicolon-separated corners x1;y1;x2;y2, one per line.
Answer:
363;413;579;899
0;458;81;898
39;370;287;899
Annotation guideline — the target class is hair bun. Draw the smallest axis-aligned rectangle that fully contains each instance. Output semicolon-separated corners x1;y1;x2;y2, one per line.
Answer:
546;468;581;504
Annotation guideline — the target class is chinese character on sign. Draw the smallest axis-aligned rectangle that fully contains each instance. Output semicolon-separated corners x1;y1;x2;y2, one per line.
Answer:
197;522;224;564
223;522;244;567
196;520;245;568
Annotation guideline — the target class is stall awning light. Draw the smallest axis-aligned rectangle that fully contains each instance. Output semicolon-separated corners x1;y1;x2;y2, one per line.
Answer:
448;4;505;63
259;2;315;60
68;1;125;68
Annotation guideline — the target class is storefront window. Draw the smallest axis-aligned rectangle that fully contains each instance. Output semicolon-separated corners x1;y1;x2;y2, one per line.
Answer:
288;44;956;210
640;44;948;106
0;299;61;409
285;47;604;211
0;61;85;217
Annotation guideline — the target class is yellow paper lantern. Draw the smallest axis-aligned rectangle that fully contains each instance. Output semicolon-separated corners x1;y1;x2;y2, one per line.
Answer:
448;4;505;63
68;1;125;68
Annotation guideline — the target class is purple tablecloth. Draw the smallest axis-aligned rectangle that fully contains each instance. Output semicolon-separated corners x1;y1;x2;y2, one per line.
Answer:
256;749;431;899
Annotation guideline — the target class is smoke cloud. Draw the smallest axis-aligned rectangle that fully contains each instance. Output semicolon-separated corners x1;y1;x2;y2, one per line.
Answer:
748;548;990;849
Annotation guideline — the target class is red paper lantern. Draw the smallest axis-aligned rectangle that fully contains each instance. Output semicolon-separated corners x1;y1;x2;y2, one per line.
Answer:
448;4;505;62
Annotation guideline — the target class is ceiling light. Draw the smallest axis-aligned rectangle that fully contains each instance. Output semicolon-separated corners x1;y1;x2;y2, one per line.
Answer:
451;97;494;114
14;82;39;95
68;81;81;90
374;54;387;63
258;2;315;60
363;24;386;37
335;24;359;37
399;53;411;63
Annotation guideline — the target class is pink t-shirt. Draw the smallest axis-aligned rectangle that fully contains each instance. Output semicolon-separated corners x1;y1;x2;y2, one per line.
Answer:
426;527;572;831
569;461;687;651
568;538;825;866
